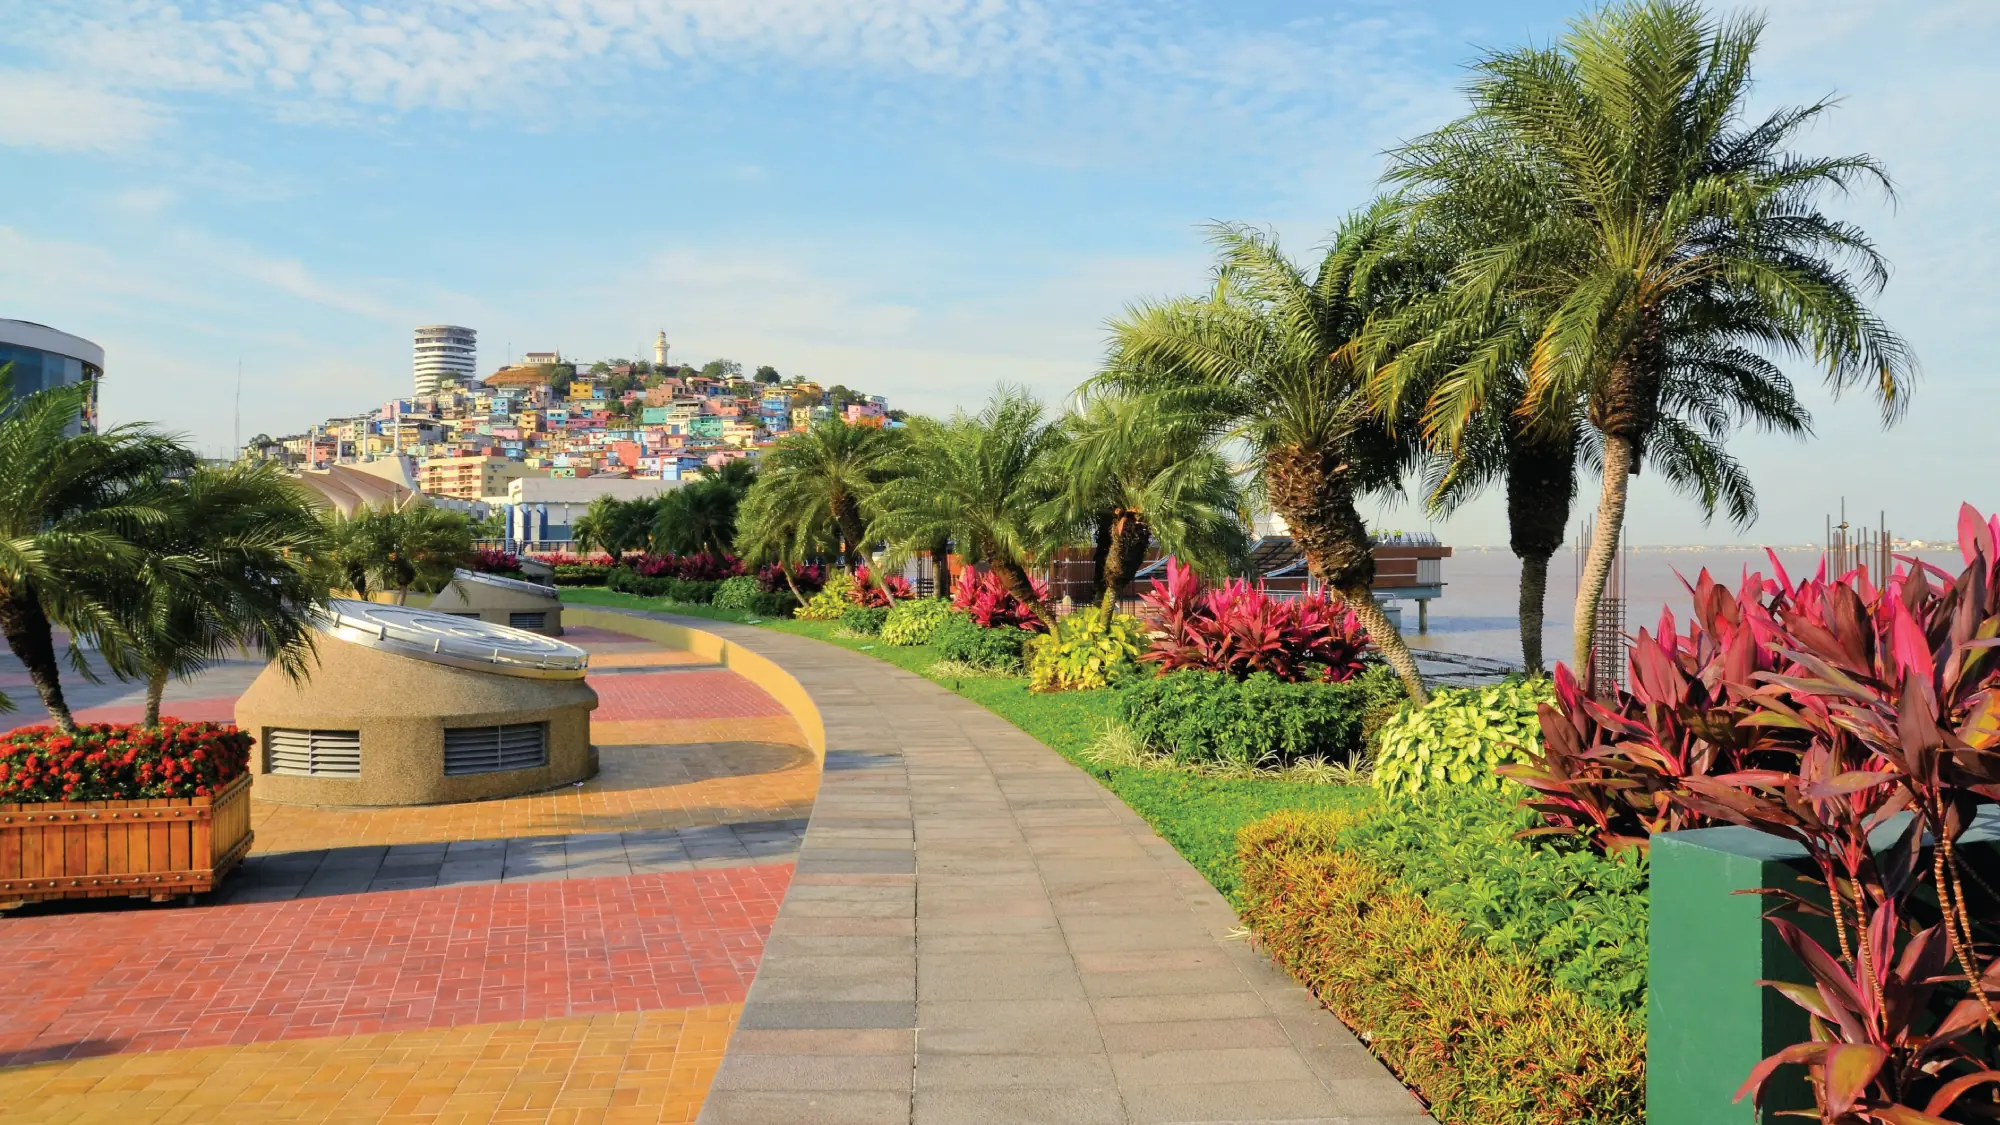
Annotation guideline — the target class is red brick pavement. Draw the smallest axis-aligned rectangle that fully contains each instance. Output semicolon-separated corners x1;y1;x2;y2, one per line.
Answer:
0;864;793;1066
589;670;791;722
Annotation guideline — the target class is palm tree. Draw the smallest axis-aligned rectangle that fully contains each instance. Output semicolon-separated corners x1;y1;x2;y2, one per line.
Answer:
653;460;757;556
572;495;659;557
1381;0;1914;672
874;389;1065;629
1042;391;1249;612
745;420;900;570
1101;215;1432;701
123;463;332;727
321;504;474;605
0;372;194;732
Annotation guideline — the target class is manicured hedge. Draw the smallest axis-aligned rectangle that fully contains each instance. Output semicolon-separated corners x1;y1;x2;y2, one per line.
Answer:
552;563;613;586
1117;667;1400;767
1237;809;1644;1125
0;720;252;802
605;569;721;603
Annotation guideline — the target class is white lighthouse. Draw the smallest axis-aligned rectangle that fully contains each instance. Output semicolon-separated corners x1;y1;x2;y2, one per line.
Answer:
653;331;669;369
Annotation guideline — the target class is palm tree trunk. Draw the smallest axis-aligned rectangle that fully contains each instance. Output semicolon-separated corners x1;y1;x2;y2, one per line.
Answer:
987;549;1057;631
1087;513;1115;606
832;496;869;572
785;568;809;608
1505;425;1575;675
929;543;952;599
1265;444;1427;704
1099;514;1147;614
1573;434;1634;678
0;591;79;734
144;667;169;729
1517;555;1551;674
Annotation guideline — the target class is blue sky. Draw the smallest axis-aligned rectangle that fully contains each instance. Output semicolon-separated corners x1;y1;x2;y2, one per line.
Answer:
2;0;1994;546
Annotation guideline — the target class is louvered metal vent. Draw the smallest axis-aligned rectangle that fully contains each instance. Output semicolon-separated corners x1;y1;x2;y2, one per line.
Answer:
445;610;482;618
508;611;547;630
266;728;362;777
443;723;548;775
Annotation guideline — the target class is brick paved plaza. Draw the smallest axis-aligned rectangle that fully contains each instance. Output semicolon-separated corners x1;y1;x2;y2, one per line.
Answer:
0;624;814;1124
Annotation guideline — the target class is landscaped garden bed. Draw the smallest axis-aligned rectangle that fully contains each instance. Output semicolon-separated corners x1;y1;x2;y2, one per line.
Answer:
0;721;256;906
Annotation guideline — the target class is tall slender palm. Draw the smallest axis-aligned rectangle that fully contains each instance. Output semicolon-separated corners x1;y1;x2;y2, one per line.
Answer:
124;463;332;727
1042;391;1249;612
745;420;900;570
1102;215;1432;701
1381;0;1914;672
874;390;1065;628
0;373;194;732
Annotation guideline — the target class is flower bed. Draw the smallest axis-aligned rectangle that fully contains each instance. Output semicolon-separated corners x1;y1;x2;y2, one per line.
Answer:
0;721;255;905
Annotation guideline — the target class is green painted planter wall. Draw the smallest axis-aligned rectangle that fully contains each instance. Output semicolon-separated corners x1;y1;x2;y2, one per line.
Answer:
1650;811;2000;1123
1648;827;1818;1123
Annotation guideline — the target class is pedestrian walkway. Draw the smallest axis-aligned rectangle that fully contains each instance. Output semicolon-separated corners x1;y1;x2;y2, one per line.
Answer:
589;611;1436;1125
0;623;813;1125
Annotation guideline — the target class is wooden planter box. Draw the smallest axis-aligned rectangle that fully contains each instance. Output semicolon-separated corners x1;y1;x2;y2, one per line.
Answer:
0;772;254;907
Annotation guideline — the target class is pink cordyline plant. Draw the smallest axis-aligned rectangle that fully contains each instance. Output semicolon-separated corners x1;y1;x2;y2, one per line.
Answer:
1510;504;2000;1122
1138;558;1369;682
951;567;1048;632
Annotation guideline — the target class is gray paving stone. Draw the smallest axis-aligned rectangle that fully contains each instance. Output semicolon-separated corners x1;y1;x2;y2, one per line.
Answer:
636;612;1437;1125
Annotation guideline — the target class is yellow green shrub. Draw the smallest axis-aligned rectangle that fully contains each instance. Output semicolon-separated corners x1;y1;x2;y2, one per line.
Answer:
1024;607;1144;692
1235;810;1644;1125
1370;680;1552;796
795;572;857;620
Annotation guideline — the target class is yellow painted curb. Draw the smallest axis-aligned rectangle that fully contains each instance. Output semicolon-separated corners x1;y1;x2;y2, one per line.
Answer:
565;608;827;760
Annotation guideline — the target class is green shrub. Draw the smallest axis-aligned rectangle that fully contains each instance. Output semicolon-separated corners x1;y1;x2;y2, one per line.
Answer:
879;597;955;646
1336;786;1648;1013
934;615;1026;671
745;591;797;618
839;605;889;635
1237;810;1644;1125
552;564;611;586
1371;679;1553;796
1117;668;1391;767
1024;607;1145;692
796;572;857;620
604;570;721;603
711;575;762;610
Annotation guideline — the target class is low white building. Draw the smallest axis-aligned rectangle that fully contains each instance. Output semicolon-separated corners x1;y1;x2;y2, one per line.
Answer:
494;475;684;549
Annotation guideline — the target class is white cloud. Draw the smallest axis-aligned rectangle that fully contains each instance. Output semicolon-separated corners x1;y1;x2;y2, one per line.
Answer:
0;68;163;150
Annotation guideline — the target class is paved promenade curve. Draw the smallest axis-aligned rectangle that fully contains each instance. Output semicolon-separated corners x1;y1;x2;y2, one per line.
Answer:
586;610;1436;1125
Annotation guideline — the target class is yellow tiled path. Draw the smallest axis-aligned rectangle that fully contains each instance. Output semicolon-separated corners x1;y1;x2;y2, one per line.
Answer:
0;1005;741;1125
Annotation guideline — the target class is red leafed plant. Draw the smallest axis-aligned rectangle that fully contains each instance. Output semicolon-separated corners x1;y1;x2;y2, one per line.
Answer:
470;547;522;576
951;567;1049;632
0;721;252;802
1515;504;2000;1122
629;552;744;580
758;563;824;597
1137;557;1369;683
850;566;915;608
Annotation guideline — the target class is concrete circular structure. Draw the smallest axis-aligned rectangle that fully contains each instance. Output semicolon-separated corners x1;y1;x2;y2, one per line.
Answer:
424;569;566;636
237;600;597;807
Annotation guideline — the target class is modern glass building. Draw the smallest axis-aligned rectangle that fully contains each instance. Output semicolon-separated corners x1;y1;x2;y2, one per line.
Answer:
0;319;103;431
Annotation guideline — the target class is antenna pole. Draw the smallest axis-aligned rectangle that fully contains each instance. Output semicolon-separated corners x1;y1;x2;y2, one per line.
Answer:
234;359;242;460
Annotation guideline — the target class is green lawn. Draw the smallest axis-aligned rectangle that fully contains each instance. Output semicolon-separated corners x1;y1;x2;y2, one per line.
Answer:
560;589;1376;903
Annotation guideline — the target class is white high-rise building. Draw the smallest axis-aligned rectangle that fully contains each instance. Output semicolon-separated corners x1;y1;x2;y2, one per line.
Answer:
413;325;477;396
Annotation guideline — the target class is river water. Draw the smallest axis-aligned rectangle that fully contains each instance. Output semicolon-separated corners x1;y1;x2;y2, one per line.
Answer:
1405;545;1967;670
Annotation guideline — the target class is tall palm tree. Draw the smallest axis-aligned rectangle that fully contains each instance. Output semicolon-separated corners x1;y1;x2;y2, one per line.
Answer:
0;373;194;732
123;463;332;727
735;482;841;606
572;495;660;557
1381;0;1914;672
1042;391;1249;612
1102;215;1432;701
745;420;900;570
874;389;1067;629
